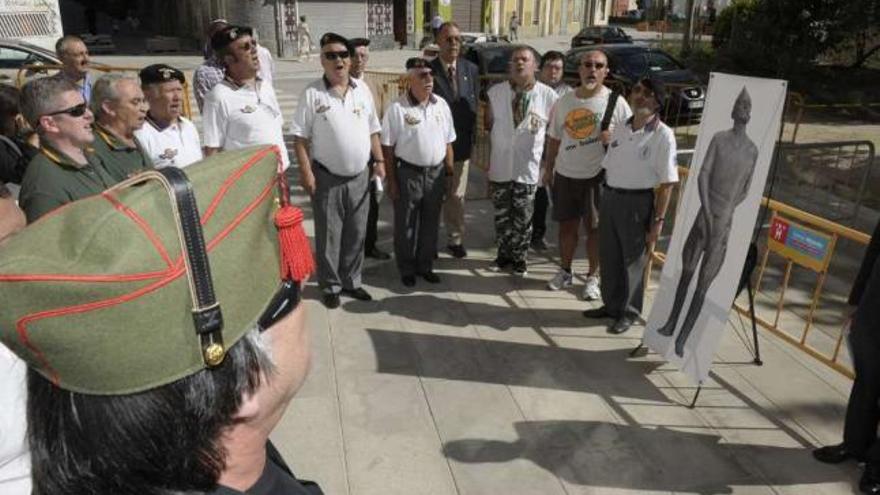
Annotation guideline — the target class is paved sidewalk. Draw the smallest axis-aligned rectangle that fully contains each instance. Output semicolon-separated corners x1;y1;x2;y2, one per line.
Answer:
269;178;860;494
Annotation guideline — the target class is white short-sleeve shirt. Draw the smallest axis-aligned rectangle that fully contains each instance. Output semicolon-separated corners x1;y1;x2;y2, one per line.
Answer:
602;116;679;189
381;94;456;167
291;77;381;176
548;85;632;180
487;81;559;185
135;115;203;169
0;344;30;494
202;78;290;168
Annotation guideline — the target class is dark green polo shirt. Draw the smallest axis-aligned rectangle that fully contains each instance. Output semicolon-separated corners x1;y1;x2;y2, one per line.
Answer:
19;144;118;223
92;124;153;182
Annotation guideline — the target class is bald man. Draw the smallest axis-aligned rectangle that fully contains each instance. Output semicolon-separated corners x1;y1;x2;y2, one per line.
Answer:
656;88;758;356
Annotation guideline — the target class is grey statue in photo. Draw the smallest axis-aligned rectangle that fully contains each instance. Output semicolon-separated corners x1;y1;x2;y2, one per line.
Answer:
657;87;759;356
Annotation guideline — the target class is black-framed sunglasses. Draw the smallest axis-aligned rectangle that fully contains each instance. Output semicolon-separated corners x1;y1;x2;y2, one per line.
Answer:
582;62;606;69
257;279;301;331
45;103;88;118
322;50;350;61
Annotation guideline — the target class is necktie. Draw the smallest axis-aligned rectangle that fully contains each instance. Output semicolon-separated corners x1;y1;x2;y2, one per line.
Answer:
448;65;458;98
512;90;527;127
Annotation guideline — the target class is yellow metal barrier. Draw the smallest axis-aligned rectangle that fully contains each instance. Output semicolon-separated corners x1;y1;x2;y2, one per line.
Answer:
17;64;195;121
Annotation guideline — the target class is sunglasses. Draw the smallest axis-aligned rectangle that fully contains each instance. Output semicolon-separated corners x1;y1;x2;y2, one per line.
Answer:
257;279;301;331
582;62;606;69
45;103;88;118
322;50;350;61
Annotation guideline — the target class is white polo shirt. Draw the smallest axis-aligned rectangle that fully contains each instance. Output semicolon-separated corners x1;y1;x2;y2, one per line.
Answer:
381;93;456;167
602;116;679;190
0;344;29;494
487;80;558;185
547;85;632;180
291;77;381;177
135;115;203;169
202;78;289;168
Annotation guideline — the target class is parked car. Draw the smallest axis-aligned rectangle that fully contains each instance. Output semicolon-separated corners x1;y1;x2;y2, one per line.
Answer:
460;32;508;46
463;42;541;98
0;39;60;84
570;26;632;48
564;44;706;122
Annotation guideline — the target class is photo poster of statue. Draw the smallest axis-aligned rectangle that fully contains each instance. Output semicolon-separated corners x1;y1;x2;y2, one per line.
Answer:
643;73;787;384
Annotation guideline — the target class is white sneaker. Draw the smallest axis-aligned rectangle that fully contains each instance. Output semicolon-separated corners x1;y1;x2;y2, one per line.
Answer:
547;269;573;290
582;275;601;301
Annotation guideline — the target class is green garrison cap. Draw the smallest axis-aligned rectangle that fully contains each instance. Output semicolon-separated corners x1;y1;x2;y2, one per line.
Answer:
0;146;312;395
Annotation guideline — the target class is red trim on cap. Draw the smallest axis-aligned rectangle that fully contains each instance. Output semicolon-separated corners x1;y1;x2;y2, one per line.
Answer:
202;146;276;225
102;192;175;268
0;270;169;283
207;176;276;251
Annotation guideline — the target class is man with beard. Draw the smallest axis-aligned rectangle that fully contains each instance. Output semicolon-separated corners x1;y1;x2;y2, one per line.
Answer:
51;35;93;104
430;22;479;259
135;64;203;169
585;78;677;334
544;49;631;299
90;74;153;182
292;33;384;308
382;57;456;287
203;25;289;168
485;47;559;276
655;87;757;352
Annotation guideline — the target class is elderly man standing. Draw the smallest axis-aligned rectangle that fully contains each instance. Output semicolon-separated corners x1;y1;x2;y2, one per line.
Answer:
51;35;92;104
583;78;677;334
18;78;116;222
0;149;322;494
544;49;631;299
292;33;384;309
203;25;289;168
135;64;203;169
382;58;456;287
485;47;558;276
350;37;391;261
90;74;152;182
430;22;479;259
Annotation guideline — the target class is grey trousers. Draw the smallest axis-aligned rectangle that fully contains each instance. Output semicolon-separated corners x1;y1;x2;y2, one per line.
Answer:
312;163;370;294
394;162;445;276
598;187;654;318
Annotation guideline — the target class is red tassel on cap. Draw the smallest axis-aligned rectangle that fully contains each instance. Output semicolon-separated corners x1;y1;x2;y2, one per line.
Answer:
274;205;315;281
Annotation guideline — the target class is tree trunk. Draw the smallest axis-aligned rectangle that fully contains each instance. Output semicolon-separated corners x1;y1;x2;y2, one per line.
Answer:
681;0;696;56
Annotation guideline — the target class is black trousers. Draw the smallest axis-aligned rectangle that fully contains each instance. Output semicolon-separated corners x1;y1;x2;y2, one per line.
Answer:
530;185;549;241
844;321;880;464
364;161;380;253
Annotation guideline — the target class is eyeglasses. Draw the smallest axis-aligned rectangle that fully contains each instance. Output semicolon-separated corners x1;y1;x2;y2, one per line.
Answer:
257;279;301;332
322;50;350;61
582;62;606;69
45;103;88;118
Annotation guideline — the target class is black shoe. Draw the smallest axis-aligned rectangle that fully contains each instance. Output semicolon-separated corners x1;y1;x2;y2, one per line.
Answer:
861;464;880;493
583;306;615;319
489;257;512;272
401;275;416;287
609;315;635;334
447;244;467;258
419;271;441;283
813;443;862;464
341;287;373;301
530;238;548;250
512;261;528;276
656;322;676;337
365;247;391;260
322;293;340;309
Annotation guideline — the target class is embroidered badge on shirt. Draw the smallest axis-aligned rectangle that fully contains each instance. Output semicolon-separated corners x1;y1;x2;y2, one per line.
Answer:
242;105;256;114
639;145;652;160
316;104;330;114
527;112;545;135
159;148;178;160
404;114;421;126
353;103;365;118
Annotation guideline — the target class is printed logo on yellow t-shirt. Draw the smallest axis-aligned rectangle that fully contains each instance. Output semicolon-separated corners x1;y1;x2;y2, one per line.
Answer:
564;108;598;140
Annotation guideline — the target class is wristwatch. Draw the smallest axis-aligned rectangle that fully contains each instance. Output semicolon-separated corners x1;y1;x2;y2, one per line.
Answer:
653;216;665;223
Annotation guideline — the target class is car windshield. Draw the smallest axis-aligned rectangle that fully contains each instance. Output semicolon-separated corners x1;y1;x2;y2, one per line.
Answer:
616;51;682;76
462;35;477;44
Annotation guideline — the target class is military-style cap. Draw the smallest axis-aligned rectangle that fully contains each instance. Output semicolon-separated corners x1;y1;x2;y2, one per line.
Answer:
139;64;185;85
211;25;254;52
319;32;353;53
0;145;314;395
405;57;432;72
636;76;667;111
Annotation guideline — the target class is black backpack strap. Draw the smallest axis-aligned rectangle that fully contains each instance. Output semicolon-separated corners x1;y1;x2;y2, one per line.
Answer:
601;89;620;132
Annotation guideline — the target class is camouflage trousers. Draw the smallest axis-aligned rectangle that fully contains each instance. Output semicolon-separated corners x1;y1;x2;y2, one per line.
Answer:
490;181;537;263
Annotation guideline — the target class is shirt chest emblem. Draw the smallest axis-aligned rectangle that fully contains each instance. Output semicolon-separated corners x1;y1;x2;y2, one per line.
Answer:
404;113;421;126
315;103;331;114
242;105;257;114
639;145;652;160
527;112;545;135
159;148;178;160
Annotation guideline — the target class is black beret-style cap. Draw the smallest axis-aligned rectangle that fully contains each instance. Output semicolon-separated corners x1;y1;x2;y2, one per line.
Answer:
320;32;353;53
405;57;431;71
211;25;254;52
139;64;185;85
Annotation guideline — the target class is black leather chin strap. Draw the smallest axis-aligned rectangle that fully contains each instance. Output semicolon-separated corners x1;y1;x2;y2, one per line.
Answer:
157;167;226;367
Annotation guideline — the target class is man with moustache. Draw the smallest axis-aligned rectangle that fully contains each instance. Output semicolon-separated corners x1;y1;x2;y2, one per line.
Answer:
350;37;392;261
485;47;558;276
90;74;153;182
656;87;757;351
544;49;631;299
203;25;289;168
292;33;384;308
584;78;677;334
531;50;573;251
382;57;456;287
50;35;93;104
430;22;479;259
18;78;116;222
135;64;203;169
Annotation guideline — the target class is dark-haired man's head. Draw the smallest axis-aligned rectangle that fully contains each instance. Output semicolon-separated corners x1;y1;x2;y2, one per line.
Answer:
55;35;90;80
320;33;353;85
350;37;370;79
20;77;93;151
213;25;260;80
437;22;461;64
539;50;565;87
